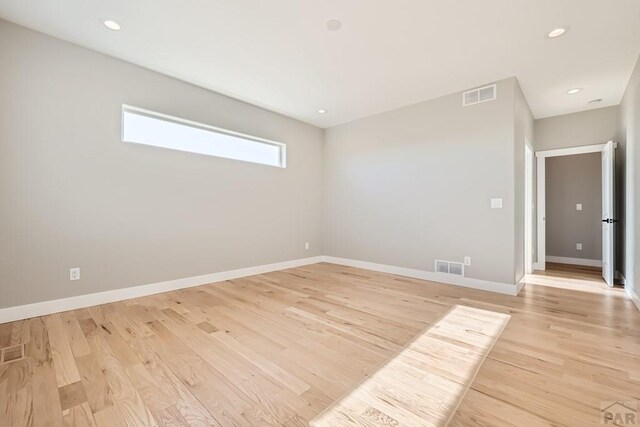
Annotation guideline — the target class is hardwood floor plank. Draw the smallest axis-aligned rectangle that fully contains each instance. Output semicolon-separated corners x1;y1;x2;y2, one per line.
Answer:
24;318;63;427
143;320;242;425
449;388;556;427
44;315;81;387
85;334;157;426
74;352;113;414
152;404;190;427
209;330;311;395
0;359;33;427
0;323;12;349
149;312;297;425
57;381;87;411
62;402;96;427
92;406;126;427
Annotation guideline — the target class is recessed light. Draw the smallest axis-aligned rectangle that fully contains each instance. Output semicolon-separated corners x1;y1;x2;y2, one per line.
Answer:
589;98;603;104
547;27;567;38
567;88;582;95
326;20;342;31
317;109;327;114
102;19;121;31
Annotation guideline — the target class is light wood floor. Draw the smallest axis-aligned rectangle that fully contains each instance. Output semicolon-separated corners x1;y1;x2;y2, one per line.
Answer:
0;262;638;426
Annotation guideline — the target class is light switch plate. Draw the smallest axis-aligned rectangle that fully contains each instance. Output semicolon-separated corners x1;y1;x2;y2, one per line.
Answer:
490;198;503;209
576;203;583;211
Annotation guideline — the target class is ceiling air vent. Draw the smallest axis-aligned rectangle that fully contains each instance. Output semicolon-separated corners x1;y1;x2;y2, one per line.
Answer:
435;260;465;276
462;84;497;107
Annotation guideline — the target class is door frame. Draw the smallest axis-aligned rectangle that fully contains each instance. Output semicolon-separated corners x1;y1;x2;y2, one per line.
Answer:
534;141;617;271
524;140;534;274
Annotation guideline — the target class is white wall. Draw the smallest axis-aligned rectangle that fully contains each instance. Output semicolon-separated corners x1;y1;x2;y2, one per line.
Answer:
618;55;640;304
323;78;526;287
535;106;619;151
0;20;324;309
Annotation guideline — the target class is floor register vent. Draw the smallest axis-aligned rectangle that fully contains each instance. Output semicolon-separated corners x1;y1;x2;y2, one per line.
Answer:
435;260;465;276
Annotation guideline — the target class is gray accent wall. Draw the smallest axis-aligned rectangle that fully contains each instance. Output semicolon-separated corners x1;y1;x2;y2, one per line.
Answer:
323;78;526;286
618;55;640;302
0;20;324;309
545;153;602;261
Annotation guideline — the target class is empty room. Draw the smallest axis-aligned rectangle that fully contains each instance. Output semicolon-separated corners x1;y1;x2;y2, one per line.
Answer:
0;1;639;426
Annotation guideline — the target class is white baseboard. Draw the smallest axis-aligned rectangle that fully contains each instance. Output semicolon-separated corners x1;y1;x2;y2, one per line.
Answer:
533;262;544;271
627;288;640;313
546;256;602;267
0;254;549;324
515;280;526;296
0;256;323;324
321;256;519;296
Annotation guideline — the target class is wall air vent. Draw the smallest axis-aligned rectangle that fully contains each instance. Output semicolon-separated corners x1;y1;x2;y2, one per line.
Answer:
436;260;449;273
462;84;497;107
434;260;465;276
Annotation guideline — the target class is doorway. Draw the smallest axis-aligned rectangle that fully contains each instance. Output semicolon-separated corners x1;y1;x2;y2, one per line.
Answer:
535;142;617;286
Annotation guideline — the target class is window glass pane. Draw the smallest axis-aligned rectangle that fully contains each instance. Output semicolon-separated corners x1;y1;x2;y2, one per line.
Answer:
122;107;285;168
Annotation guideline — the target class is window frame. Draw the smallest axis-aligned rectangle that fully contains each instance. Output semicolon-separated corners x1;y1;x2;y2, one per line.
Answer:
121;104;287;168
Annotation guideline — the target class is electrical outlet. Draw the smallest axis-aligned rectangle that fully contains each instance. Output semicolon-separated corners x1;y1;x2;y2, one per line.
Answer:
576;243;582;251
70;268;80;281
490;198;503;209
464;256;471;266
305;242;310;250
576;203;583;211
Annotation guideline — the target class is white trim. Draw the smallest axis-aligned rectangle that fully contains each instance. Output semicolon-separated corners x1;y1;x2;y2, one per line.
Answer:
535;142;617;159
536;153;546;270
535;141;618;272
321;256;519;296
0;254;553;324
627;288;640;313
524;142;534;274
0;256;323;324
546;256;602;267
533;262;544;271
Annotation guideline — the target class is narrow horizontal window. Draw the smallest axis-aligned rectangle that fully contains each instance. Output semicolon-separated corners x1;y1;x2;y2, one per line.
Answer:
122;105;286;168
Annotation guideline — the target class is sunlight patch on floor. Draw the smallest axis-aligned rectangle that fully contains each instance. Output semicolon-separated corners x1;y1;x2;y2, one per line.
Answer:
310;305;511;426
525;272;625;295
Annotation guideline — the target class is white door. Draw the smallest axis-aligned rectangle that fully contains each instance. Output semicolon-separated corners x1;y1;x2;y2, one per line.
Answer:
601;141;616;286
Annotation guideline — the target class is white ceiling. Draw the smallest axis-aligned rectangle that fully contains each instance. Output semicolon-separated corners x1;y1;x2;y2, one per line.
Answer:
1;0;639;128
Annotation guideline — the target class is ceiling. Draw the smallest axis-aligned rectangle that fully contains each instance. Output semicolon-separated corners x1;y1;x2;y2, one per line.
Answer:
1;0;639;128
